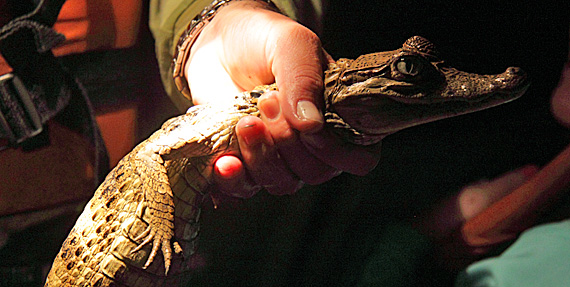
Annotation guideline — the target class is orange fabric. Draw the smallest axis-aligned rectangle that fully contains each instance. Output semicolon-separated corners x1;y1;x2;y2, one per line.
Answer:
0;106;137;216
0;0;143;74
0;121;96;216
461;143;570;249
95;105;137;167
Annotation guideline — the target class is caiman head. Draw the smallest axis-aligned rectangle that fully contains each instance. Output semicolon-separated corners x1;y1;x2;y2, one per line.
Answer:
324;36;529;145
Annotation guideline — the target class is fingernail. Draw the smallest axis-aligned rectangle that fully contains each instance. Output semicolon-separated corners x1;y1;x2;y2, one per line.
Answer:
296;100;323;123
259;94;281;121
215;155;243;179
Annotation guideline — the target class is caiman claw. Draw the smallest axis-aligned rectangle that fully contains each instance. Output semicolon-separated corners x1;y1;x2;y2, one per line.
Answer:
131;226;182;275
130;144;184;275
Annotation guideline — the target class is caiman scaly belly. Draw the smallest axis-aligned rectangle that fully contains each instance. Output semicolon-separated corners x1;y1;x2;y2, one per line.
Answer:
44;36;529;286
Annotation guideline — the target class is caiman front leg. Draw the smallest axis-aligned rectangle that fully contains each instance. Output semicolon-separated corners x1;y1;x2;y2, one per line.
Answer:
130;142;183;275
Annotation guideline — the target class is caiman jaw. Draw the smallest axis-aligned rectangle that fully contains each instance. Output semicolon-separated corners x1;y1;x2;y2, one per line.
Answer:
324;36;530;146
439;66;529;101
331;67;529;145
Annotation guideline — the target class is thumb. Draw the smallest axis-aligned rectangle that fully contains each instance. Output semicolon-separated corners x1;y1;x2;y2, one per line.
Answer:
271;24;331;133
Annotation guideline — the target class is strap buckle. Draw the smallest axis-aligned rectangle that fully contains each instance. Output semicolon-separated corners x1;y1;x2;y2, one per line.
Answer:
0;73;43;149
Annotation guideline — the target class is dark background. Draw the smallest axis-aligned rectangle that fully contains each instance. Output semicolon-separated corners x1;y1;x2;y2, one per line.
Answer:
1;1;569;286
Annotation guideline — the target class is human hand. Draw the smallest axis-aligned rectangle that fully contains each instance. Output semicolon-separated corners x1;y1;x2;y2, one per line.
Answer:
418;165;538;240
185;1;380;197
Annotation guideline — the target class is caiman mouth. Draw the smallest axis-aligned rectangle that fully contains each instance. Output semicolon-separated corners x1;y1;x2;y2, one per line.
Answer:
331;67;530;143
383;66;529;104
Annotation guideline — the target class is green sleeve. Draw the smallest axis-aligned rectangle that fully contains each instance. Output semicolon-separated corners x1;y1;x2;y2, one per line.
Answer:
149;0;212;111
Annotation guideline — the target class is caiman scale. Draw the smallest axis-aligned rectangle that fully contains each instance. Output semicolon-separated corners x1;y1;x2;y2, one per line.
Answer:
45;36;529;286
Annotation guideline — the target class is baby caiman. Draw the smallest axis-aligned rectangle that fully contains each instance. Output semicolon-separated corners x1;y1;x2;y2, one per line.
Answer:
44;36;529;286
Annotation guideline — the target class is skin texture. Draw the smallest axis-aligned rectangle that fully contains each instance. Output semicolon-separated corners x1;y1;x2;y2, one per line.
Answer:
186;1;378;197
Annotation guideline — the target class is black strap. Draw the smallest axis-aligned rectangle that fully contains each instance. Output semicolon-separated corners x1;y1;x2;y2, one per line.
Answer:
0;0;109;184
0;0;67;146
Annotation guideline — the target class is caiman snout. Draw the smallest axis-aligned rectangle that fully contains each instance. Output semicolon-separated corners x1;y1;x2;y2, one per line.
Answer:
499;67;529;90
442;65;529;100
506;66;523;75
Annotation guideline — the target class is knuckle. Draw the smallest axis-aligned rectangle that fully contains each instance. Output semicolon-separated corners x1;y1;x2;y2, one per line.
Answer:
263;117;296;144
292;71;325;96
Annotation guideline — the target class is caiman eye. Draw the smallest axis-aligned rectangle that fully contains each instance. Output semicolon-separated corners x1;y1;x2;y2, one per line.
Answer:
396;56;423;76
